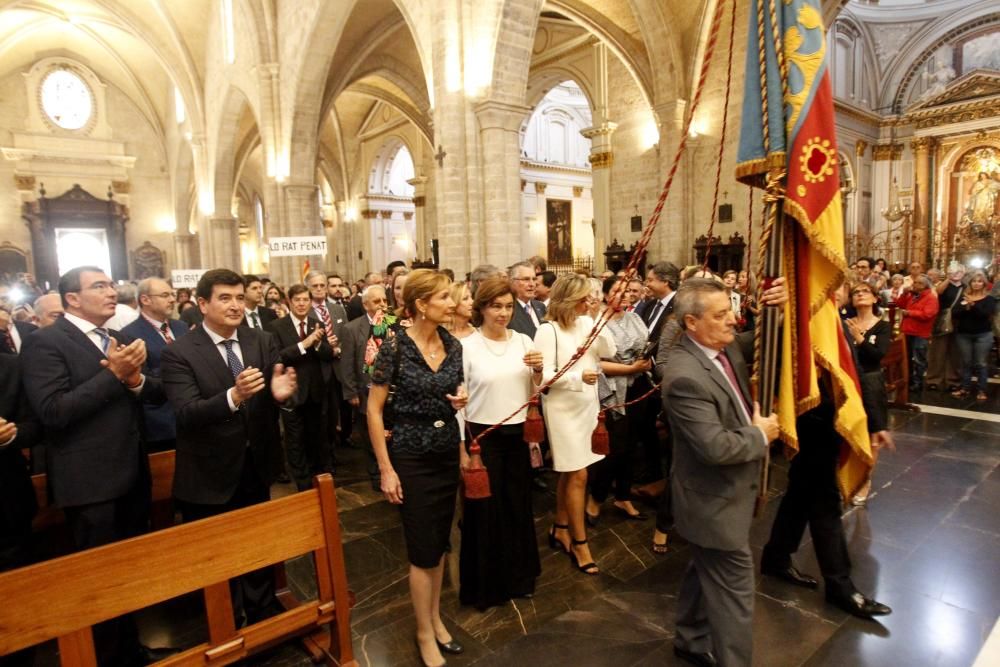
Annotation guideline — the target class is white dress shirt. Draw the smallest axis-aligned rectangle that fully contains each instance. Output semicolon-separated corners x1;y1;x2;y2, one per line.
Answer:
517;299;540;327
647;292;675;332
63;312;144;393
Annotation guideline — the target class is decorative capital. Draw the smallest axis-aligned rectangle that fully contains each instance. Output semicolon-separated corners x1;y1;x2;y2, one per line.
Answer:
403;211;414;220
910;136;936;152
13;174;35;191
580;122;618;140
534;182;547;194
361;209;376;219
855;139;868;158
379;209;394;219
412;195;426;207
872;143;903;161
111;180;131;194
573;186;584;197
589;151;614;169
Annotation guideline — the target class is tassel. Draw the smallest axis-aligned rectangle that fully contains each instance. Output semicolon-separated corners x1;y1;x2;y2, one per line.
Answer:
591;411;610;455
463;441;491;499
523;397;545;443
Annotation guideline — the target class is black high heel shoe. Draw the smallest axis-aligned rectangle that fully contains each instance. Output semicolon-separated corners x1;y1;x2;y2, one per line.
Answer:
570;539;599;575
548;523;569;553
436;638;464;655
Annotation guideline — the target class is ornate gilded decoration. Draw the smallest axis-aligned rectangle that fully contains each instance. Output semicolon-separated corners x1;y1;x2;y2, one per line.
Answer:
872;144;903;161
534;182;547;194
909;137;936;152
855;140;868;158
412;196;425;207
13;175;35;191
111;180;130;194
573;186;584;197
403;211;414;220
588;151;613;169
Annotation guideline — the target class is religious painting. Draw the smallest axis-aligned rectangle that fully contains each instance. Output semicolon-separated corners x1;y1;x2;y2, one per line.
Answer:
546;199;572;263
960;32;1000;74
959;147;1000;226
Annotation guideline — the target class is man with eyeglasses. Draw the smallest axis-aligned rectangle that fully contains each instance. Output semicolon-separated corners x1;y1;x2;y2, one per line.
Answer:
508;261;546;338
122;278;189;453
20;265;174;665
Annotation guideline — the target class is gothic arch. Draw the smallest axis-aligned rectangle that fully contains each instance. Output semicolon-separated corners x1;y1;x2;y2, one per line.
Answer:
212;85;260;217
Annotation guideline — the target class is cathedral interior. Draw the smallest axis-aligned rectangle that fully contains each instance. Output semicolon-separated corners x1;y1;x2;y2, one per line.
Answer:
0;0;999;665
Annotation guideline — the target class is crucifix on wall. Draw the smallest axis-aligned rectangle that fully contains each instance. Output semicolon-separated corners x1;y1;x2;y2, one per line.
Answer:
435;145;447;168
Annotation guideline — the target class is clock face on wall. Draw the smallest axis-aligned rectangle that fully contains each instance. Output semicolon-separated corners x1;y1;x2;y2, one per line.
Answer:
41;69;93;130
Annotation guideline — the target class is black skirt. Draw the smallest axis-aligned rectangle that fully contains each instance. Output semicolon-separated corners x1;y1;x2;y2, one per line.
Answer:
459;423;541;609
390;447;460;568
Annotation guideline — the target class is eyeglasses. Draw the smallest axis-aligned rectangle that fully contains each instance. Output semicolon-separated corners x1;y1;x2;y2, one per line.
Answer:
512;277;534;282
152;291;177;299
80;281;116;293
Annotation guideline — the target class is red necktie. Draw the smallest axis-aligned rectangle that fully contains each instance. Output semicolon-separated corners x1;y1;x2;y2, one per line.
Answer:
717;350;751;416
159;322;173;343
299;320;307;341
1;327;14;353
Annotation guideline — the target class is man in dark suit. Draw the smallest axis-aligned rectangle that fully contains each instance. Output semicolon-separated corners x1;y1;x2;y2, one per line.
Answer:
241;274;277;331
0;354;41;667
161;268;297;625
339;284;389;490
20;265;170;665
508;261;546;338
661;278;780;667
306;270;349;455
122;277;189;452
347;271;382;320
0;298;37;354
266;283;335;489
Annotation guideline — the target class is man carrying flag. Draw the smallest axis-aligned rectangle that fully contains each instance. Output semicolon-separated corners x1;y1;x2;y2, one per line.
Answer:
736;0;891;620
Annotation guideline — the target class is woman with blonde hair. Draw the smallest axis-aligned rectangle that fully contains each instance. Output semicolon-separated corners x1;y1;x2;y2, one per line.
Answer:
952;269;996;401
368;268;468;667
535;274;616;575
447;281;475;339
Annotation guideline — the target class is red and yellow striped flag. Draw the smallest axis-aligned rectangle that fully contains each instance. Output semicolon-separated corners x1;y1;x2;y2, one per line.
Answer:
300;260;311;283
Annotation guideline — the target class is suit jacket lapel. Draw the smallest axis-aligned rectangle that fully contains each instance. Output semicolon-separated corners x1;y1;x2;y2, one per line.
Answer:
680;336;749;425
56;316;106;363
240;327;263;371
190;326;236;388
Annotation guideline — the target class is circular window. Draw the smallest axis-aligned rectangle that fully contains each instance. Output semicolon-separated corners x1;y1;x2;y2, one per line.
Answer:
41;69;93;130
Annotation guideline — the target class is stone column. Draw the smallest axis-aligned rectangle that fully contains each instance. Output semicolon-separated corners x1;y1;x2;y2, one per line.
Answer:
652;99;688;263
474;100;532;268
275;182;323;285
581;123;617;269
910;137;935;265
207;218;240;270
173;232;198;270
407;176;430;262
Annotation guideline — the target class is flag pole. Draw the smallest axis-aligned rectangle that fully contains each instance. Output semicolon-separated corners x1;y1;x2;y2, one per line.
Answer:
753;170;785;516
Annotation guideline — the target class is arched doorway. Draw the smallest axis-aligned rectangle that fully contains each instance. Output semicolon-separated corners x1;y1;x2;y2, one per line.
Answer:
520;81;594;272
367;138;417;270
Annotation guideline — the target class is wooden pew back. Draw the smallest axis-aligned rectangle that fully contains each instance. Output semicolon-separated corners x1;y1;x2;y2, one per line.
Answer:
0;474;356;667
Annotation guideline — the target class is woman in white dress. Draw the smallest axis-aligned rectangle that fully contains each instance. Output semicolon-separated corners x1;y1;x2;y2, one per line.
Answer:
534;274;616;575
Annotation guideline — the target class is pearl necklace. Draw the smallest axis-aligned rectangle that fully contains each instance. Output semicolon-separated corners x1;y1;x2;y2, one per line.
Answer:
480;329;512;357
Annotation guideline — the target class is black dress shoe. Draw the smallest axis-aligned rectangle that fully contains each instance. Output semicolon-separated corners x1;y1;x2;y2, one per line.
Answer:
673;645;717;667
826;591;892;619
436;639;464;655
761;564;818;589
532;476;548;491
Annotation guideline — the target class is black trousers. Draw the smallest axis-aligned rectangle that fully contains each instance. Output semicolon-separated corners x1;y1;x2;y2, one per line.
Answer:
353;403;380;486
589;410;631;502
282;398;330;490
63;474;151;666
178;452;279;626
761;410;853;596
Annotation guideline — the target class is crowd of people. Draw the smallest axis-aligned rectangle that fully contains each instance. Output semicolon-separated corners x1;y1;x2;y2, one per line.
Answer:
0;251;995;667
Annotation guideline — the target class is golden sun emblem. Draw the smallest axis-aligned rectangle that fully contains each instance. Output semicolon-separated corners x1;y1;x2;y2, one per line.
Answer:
800;137;836;184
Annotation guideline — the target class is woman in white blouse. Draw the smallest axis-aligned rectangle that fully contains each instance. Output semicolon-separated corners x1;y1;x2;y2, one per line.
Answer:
535;274;616;575
458;276;544;609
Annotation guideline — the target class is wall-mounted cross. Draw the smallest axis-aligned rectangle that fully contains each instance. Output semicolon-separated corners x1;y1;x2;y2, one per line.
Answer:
435;145;447;168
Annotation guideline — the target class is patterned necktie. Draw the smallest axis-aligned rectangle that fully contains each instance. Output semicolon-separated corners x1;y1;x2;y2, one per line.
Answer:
222;340;243;379
94;327;111;355
717;350;750;416
160;322;173;343
316;302;334;339
250;312;260;329
299;320;307;341
1;327;14;353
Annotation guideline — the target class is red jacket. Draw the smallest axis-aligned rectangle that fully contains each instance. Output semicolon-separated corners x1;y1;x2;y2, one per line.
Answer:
896;289;939;338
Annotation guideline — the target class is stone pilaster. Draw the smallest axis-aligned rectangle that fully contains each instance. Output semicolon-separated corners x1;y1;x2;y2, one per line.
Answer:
407;176;431;262
207;218;240;270
474;100;532;268
273;182;323;285
910;136;935;264
581;122;617;267
173;232;199;271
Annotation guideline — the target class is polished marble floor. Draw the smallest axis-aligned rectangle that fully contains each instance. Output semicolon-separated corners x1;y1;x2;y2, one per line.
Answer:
120;383;999;666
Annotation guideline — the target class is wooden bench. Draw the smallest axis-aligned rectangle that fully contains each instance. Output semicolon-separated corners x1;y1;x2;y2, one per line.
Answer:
32;450;177;533
0;473;357;666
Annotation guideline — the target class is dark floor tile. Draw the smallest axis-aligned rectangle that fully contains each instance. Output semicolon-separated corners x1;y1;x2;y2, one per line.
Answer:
803;587;990;667
947;496;1000;536
339;498;402;542
890;455;994;495
960;418;1000;437
471;634;665;667
894;412;970;439
934;431;1000;466
752;591;842;667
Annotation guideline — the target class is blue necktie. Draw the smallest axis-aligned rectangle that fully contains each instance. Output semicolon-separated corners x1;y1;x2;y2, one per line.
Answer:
222;340;244;379
95;327;110;355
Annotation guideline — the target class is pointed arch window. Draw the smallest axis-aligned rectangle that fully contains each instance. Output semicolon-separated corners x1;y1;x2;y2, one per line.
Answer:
254;195;265;241
221;0;235;64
